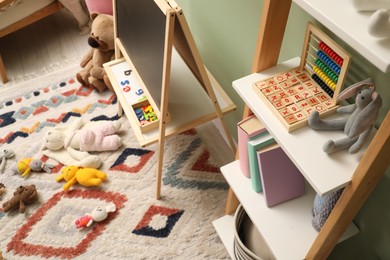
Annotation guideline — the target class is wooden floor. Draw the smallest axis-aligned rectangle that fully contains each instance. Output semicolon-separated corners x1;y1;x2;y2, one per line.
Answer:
0;9;89;87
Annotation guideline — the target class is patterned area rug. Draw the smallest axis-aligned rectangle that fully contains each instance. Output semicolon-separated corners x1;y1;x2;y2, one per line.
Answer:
0;65;233;259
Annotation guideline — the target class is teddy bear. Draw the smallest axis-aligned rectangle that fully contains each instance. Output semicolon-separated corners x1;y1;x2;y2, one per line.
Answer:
56;165;107;191
308;78;382;154
75;203;116;229
41;118;122;168
2;184;38;213
76;13;114;92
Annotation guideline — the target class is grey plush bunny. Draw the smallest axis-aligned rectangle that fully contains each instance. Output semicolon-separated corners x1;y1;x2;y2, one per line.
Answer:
0;149;15;173
308;78;382;154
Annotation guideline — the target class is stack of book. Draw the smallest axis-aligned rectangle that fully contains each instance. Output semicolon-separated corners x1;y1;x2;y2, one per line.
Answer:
237;115;305;207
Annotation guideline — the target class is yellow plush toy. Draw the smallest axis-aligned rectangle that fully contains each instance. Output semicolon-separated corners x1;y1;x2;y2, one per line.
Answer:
56;166;107;191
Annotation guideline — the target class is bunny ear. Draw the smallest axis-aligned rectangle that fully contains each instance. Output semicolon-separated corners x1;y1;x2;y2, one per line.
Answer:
337;78;375;102
106;204;116;213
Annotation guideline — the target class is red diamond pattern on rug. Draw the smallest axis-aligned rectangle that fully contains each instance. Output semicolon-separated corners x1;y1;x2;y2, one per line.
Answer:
132;205;184;238
109;148;155;173
6;189;127;259
191;149;220;173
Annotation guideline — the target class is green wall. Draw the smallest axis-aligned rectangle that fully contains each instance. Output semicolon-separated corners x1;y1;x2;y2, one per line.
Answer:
177;0;390;259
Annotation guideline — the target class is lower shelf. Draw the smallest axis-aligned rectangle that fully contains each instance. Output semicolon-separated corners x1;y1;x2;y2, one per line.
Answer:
213;215;235;259
218;160;359;260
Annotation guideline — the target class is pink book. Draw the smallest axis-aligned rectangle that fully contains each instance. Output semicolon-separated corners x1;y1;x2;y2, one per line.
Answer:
257;143;305;207
237;115;266;178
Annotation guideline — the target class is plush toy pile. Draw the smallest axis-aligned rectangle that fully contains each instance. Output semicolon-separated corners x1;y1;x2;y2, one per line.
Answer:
0;117;124;216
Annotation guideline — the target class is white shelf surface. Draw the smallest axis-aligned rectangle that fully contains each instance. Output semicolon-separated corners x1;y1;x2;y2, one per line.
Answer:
293;0;390;72
233;57;372;196
220;160;359;260
213;215;235;259
105;48;236;147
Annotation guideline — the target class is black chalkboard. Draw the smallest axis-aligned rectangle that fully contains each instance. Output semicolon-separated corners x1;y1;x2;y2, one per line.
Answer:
116;0;167;107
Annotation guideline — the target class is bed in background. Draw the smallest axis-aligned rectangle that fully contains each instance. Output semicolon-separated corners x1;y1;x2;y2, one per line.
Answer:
0;0;90;84
0;0;63;83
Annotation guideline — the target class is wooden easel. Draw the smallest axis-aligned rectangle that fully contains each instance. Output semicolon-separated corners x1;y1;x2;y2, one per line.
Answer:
109;0;236;199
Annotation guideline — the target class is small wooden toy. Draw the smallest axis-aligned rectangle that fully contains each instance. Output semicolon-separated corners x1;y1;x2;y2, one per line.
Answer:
252;22;351;132
134;103;158;125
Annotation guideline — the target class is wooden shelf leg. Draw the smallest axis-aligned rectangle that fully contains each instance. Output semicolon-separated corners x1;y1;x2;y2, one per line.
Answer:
306;111;390;259
224;187;240;215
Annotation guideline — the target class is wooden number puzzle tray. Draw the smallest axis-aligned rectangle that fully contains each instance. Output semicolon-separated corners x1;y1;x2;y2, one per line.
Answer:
252;22;351;132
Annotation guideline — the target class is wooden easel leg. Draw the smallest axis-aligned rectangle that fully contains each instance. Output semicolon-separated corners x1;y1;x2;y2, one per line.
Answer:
155;10;175;200
0;54;8;84
156;133;166;200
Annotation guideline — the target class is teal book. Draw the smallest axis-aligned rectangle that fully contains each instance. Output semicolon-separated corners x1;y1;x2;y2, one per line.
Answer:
247;132;276;193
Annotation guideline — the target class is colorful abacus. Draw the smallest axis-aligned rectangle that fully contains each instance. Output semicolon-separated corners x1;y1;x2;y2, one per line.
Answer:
252;22;351;132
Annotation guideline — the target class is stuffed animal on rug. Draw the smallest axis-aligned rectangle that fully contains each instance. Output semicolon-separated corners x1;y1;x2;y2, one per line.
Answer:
41;118;122;168
76;13;115;92
0;183;5;200
14;158;54;177
2;184;38;213
56;165;107;191
0;148;15;173
75;203;116;229
308;78;382;154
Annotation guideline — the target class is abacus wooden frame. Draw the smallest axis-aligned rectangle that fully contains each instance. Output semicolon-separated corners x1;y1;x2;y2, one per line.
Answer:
300;22;351;103
252;22;351;132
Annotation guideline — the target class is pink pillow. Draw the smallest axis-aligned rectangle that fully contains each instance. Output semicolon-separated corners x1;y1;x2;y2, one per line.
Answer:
85;0;113;15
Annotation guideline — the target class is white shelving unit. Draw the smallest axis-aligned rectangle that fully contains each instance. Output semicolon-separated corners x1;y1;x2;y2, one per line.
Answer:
232;58;372;197
216;161;358;260
293;0;390;73
213;59;360;259
213;215;235;258
214;0;390;258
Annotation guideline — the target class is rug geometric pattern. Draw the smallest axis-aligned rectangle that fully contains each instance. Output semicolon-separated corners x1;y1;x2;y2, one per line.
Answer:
109;148;155;174
0;67;232;259
132;205;184;238
163;137;229;190
6;189;127;259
